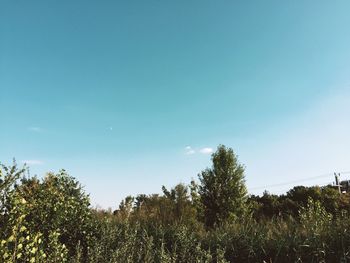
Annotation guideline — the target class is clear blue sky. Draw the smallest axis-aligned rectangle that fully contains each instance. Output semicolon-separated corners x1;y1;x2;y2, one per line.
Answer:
1;1;350;208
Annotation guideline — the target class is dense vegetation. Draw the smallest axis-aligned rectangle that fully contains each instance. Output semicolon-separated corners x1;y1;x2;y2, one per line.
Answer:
1;145;350;262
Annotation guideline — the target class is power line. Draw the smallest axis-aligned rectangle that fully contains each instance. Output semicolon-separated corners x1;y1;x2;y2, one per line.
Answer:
248;171;350;191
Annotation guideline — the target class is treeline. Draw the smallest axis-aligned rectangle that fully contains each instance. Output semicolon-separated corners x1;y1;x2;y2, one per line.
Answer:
1;145;350;262
112;181;350;226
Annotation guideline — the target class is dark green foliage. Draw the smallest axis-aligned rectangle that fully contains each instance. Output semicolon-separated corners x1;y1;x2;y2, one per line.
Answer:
87;219;213;263
0;161;26;228
249;185;348;219
17;170;96;258
0;162;96;262
198;145;248;227
86;206;350;262
113;183;199;228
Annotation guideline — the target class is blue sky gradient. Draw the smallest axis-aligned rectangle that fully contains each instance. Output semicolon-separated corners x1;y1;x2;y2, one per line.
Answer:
1;1;350;208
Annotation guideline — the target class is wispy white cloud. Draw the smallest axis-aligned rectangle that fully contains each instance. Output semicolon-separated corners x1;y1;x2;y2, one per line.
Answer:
21;160;44;165
185;146;195;155
28;127;43;132
199;147;214;154
185;146;213;155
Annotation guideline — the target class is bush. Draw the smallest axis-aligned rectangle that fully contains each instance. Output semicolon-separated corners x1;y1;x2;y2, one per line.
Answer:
0;162;96;262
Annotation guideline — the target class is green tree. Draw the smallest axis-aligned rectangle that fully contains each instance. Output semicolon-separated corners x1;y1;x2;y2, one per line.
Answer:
162;183;198;225
15;170;95;259
115;195;135;220
198;145;247;227
0;162;70;263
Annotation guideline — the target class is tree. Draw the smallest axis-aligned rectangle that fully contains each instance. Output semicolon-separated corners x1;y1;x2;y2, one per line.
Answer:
15;170;95;259
198;145;247;227
115;195;135;220
162;183;198;224
0;163;74;262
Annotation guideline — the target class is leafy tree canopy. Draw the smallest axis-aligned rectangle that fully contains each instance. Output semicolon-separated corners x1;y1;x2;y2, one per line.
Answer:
198;145;247;227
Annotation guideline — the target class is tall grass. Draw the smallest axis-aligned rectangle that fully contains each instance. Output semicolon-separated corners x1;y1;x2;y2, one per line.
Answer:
80;201;350;263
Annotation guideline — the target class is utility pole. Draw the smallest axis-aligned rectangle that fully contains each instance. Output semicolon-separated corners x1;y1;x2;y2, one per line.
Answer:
334;172;341;194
